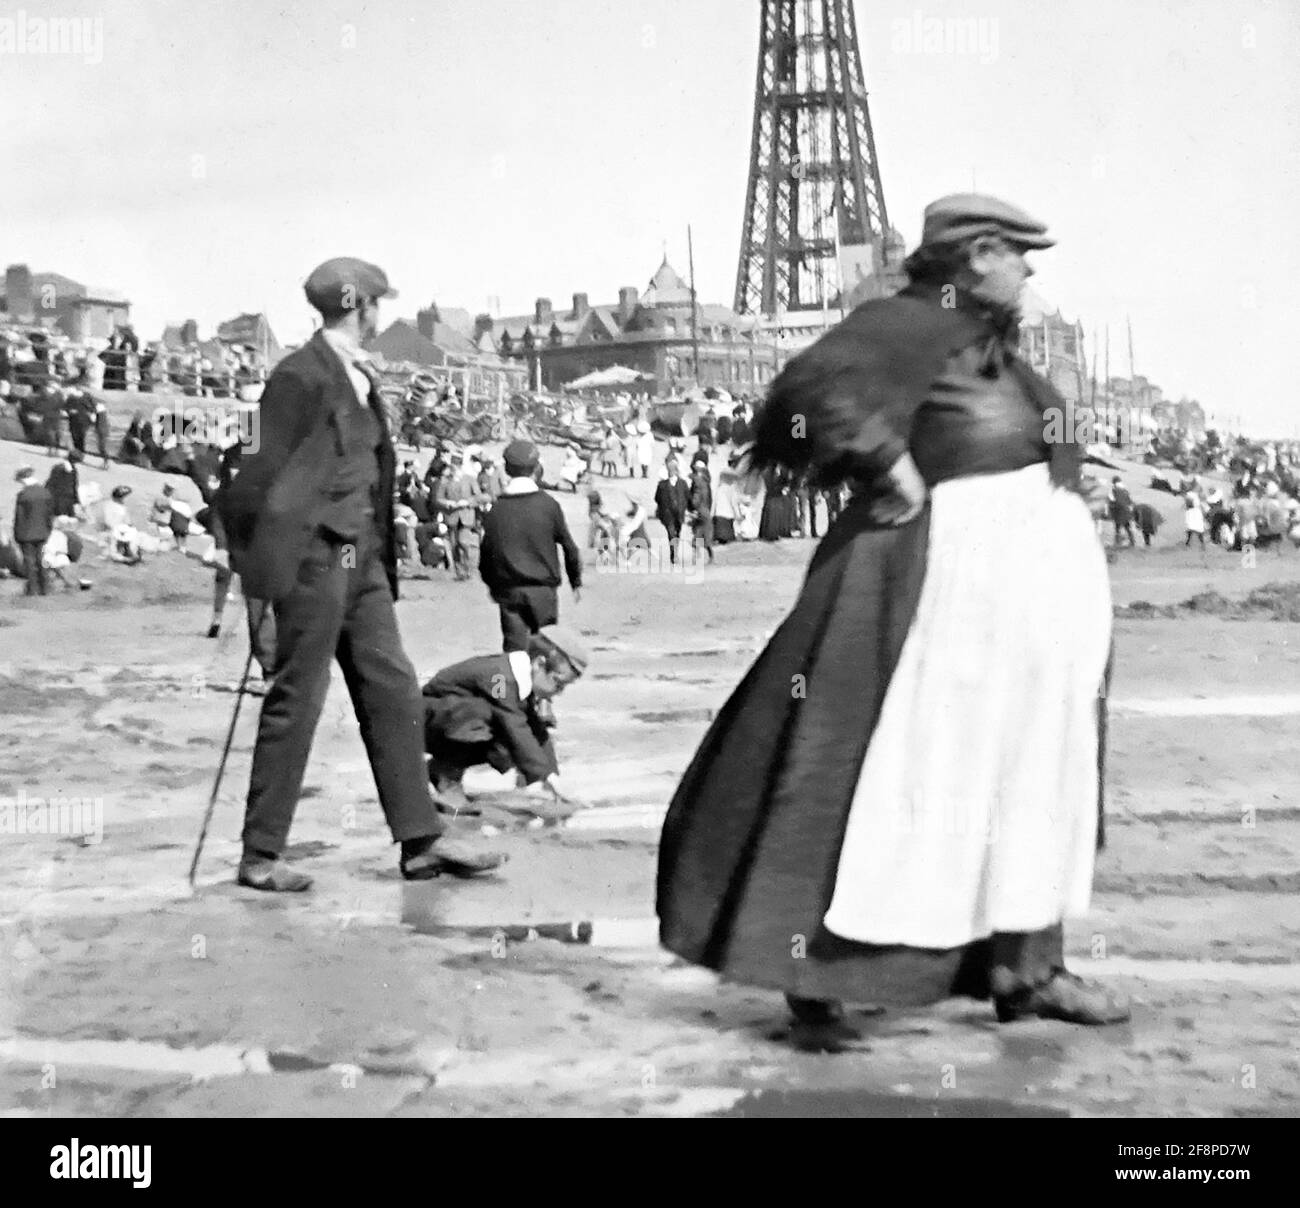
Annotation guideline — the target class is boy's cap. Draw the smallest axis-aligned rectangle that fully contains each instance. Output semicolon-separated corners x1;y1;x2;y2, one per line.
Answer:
538;625;589;674
503;439;540;474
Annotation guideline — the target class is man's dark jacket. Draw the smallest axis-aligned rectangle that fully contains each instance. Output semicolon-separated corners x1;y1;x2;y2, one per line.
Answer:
654;476;690;527
422;653;557;783
13;483;54;544
216;331;398;603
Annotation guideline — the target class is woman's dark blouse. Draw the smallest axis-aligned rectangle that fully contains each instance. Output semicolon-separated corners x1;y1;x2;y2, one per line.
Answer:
909;341;1052;488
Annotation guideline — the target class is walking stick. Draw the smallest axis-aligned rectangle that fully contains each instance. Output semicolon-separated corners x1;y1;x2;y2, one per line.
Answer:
189;645;256;888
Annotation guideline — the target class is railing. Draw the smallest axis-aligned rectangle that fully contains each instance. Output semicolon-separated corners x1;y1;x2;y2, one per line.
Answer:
3;351;266;399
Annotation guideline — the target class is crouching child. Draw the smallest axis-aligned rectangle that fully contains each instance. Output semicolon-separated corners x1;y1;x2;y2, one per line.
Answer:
421;625;589;815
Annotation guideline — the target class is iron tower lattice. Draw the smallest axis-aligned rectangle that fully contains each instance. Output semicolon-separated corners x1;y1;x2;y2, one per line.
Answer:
734;0;891;315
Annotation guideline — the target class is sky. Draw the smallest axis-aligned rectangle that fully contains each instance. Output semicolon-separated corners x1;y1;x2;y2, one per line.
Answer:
3;0;1298;432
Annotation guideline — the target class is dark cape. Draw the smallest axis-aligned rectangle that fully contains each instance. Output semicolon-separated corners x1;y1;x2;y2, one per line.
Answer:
656;284;1110;1006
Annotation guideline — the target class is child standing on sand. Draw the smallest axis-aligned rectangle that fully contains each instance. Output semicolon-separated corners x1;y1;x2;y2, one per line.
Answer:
1183;491;1206;547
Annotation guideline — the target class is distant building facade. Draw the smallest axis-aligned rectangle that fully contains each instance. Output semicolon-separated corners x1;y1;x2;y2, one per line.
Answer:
1;263;131;342
491;258;789;395
1018;291;1086;406
368;302;526;397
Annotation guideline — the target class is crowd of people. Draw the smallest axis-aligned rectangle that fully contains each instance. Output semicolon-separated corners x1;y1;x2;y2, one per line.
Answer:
1145;425;1300;484
0;376;910;607
567;399;863;566
1103;458;1300;554
0;446;234;595
1;322;268;403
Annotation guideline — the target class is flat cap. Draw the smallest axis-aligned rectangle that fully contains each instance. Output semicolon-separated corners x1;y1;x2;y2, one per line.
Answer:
502;439;540;474
920;193;1054;250
538;625;589;674
303;257;397;314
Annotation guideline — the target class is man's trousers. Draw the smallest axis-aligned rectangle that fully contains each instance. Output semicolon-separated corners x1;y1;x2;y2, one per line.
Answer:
242;528;443;856
19;542;47;595
661;521;683;563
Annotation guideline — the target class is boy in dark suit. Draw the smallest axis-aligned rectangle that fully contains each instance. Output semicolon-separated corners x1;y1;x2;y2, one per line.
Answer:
479;440;583;652
654;454;691;562
423;626;588;814
12;467;54;596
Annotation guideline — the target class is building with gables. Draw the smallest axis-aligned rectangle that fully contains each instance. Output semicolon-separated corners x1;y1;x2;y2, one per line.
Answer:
491;257;787;395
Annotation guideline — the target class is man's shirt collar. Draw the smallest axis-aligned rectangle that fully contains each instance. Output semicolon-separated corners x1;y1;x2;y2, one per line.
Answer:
507;650;533;699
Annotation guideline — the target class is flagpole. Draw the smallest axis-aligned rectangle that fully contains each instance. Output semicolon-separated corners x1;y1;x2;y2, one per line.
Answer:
687;224;700;384
1104;326;1111;445
1073;320;1086;414
1126;314;1137;445
1089;325;1098;411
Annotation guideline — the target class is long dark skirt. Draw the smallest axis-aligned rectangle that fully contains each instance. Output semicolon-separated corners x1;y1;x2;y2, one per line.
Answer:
656;494;1110;1006
758;493;788;541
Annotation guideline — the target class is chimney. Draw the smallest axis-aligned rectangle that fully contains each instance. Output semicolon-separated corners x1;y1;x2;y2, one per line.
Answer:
618;286;638;326
571;292;589;319
416;303;440;341
534;297;553;325
4;264;33;320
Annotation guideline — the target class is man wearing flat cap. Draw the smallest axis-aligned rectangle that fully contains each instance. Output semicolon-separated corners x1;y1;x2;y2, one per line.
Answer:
12;465;54;596
661;194;1129;1037
217;257;503;891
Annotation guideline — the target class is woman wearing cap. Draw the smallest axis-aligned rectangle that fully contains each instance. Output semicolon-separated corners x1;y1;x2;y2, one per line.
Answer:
658;194;1127;1041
